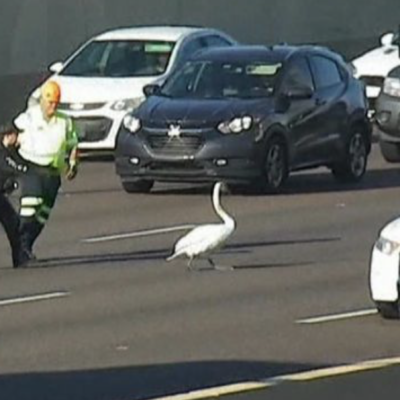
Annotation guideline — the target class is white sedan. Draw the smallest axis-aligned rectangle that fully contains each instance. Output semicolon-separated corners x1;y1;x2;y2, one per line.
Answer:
352;31;400;111
370;216;400;318
28;25;238;154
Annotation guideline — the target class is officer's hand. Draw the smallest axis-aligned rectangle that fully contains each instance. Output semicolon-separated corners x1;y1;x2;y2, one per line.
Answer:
66;164;78;181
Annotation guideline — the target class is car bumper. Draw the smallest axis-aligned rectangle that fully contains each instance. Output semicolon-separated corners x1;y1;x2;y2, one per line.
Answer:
115;129;264;184
374;93;400;141
370;246;400;302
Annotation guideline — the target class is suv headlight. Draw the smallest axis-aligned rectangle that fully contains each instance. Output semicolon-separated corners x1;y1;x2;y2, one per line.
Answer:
375;236;400;255
123;115;141;133
382;77;400;97
111;97;144;112
217;116;253;134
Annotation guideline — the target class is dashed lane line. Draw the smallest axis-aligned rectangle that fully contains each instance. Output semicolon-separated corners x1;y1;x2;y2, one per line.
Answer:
149;356;400;400
0;291;70;307
83;225;196;243
296;308;378;324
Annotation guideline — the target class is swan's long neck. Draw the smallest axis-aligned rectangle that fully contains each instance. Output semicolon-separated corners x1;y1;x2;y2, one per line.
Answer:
213;184;235;228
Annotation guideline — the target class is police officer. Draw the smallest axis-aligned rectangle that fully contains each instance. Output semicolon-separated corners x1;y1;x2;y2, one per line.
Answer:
0;124;28;268
13;80;79;266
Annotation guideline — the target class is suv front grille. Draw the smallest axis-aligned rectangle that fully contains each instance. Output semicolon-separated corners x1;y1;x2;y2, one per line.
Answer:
146;134;204;155
74;117;112;142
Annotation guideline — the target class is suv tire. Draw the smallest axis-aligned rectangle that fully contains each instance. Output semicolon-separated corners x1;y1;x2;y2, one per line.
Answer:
376;300;400;319
332;130;367;183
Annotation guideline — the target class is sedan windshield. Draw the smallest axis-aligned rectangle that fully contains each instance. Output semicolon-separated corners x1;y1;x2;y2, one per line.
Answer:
61;40;175;77
161;60;282;99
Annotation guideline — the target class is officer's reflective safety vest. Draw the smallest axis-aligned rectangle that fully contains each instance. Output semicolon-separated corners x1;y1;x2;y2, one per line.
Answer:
14;106;78;172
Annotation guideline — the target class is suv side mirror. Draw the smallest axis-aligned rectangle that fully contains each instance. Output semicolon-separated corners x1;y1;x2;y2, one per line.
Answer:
143;84;161;97
49;61;64;73
380;32;395;47
281;85;314;100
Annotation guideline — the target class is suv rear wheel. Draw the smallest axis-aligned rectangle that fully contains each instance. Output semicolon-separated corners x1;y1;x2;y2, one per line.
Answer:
331;130;367;183
122;179;154;193
379;140;400;163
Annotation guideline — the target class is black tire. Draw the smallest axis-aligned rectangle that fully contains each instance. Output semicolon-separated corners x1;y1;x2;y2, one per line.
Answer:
376;300;400;319
331;130;367;183
121;179;154;193
256;136;288;193
379;140;400;163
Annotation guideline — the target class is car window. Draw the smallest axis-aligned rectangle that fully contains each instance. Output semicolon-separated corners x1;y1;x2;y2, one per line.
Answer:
280;56;314;91
179;37;207;62
388;66;400;78
310;55;342;89
61;40;175;77
203;35;233;48
161;60;281;99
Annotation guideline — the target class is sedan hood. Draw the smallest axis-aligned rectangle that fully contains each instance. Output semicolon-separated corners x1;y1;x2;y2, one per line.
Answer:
380;217;400;242
352;46;400;77
139;96;272;126
52;75;156;103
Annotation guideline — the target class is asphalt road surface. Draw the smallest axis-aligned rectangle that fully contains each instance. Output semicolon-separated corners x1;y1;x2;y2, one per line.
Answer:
1;143;400;400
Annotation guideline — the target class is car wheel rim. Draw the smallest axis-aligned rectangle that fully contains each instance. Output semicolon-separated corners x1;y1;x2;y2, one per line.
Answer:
266;143;284;188
349;133;366;177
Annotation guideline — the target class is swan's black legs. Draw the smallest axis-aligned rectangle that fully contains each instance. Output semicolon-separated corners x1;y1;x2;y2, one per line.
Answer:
207;257;215;268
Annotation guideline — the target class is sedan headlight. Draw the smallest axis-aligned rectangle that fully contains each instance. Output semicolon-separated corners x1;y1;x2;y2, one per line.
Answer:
382;77;400;97
111;97;144;112
123;115;141;133
375;236;400;255
217;116;253;134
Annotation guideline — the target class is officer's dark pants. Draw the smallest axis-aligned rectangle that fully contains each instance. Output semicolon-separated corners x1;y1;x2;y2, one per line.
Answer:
0;193;20;267
18;164;61;263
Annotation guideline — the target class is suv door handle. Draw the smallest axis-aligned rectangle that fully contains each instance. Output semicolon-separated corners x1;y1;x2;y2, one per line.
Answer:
315;98;326;106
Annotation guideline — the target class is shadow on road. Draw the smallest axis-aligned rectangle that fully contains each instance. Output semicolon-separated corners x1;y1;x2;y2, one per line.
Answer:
149;168;400;196
0;359;325;400
24;236;338;269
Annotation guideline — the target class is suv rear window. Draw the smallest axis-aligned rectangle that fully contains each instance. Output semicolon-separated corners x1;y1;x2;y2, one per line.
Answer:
311;55;342;89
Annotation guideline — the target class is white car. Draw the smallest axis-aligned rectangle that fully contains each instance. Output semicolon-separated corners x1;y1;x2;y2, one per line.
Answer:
28;26;238;153
370;216;400;319
352;31;400;110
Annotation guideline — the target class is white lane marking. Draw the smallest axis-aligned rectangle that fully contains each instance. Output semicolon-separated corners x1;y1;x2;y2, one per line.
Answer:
0;291;70;307
83;225;196;243
296;308;378;324
149;356;400;400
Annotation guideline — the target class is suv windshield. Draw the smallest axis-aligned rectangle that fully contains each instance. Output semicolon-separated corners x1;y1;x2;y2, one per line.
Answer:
161;60;281;99
61;40;175;78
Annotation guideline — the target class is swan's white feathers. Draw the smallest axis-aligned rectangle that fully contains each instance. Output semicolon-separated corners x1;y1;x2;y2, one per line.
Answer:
171;223;235;259
166;182;236;264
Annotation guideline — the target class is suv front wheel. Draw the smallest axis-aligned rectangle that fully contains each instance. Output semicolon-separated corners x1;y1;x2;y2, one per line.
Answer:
331;130;367;183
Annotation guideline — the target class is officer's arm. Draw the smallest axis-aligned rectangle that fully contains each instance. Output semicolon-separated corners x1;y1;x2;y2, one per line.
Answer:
66;118;79;180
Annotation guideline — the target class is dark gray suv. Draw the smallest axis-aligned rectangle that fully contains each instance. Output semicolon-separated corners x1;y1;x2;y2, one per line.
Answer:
115;45;372;193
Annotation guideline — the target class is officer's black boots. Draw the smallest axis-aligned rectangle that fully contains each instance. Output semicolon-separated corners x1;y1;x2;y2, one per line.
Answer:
16;219;43;268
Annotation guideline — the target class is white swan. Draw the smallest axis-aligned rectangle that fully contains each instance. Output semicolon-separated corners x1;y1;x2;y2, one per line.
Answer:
166;182;236;270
